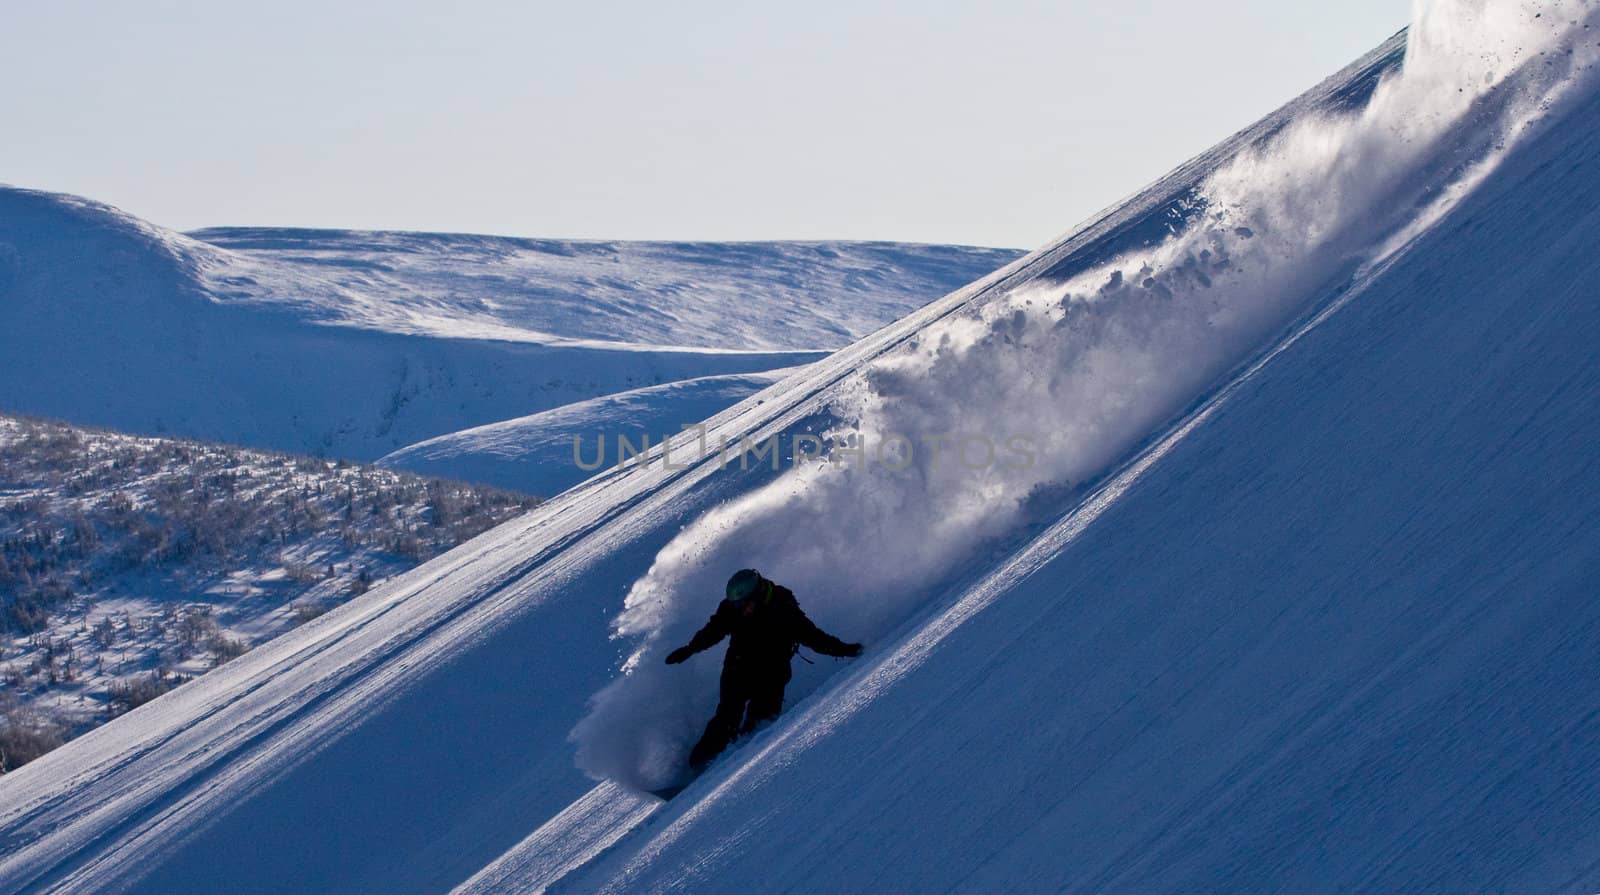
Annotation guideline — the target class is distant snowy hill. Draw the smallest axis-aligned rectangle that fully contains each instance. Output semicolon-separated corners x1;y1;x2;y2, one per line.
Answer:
191;227;1018;351
7;4;1600;894
0;189;1017;462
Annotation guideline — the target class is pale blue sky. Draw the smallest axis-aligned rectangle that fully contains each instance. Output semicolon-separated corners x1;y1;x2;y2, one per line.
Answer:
2;1;1404;248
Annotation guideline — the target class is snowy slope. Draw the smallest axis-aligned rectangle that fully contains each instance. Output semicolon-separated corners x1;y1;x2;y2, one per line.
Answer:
0;28;1410;893
377;369;798;495
5;3;1600;893
0;191;1015;462
562;50;1600;895
191;228;1020;351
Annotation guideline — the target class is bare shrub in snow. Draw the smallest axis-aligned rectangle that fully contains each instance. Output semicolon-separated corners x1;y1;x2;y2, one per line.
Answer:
291;603;330;625
0;694;69;772
107;670;187;715
0;413;540;769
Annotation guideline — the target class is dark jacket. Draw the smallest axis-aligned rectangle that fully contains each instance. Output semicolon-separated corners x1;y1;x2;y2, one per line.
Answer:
680;584;855;673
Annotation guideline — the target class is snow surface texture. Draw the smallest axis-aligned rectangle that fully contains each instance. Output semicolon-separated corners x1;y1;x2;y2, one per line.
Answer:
7;3;1600;893
572;0;1600;793
377;369;796;495
191;228;1019;351
0;192;1017;462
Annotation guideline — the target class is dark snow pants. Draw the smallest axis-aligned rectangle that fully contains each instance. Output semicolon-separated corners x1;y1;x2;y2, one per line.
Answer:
689;660;791;769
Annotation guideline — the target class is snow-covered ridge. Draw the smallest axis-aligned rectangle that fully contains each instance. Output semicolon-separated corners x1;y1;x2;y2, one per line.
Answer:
0;187;1017;461
192;227;1022;351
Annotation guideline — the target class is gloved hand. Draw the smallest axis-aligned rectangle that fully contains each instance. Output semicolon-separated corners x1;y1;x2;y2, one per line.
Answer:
664;646;694;665
842;642;864;658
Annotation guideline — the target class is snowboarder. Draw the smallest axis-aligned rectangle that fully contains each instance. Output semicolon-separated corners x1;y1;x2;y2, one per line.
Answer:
666;568;862;771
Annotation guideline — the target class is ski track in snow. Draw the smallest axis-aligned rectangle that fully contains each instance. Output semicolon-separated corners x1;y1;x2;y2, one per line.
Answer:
449;783;657;895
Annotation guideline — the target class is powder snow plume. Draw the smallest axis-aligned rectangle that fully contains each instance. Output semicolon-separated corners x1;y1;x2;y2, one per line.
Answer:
574;0;1600;792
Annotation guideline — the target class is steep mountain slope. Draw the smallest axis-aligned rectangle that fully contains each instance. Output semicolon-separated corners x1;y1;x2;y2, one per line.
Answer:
0;192;1015;461
5;3;1599;893
0;30;1412;894
559;42;1600;895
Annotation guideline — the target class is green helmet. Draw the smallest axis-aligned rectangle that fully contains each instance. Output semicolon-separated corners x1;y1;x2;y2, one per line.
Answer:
726;568;764;602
